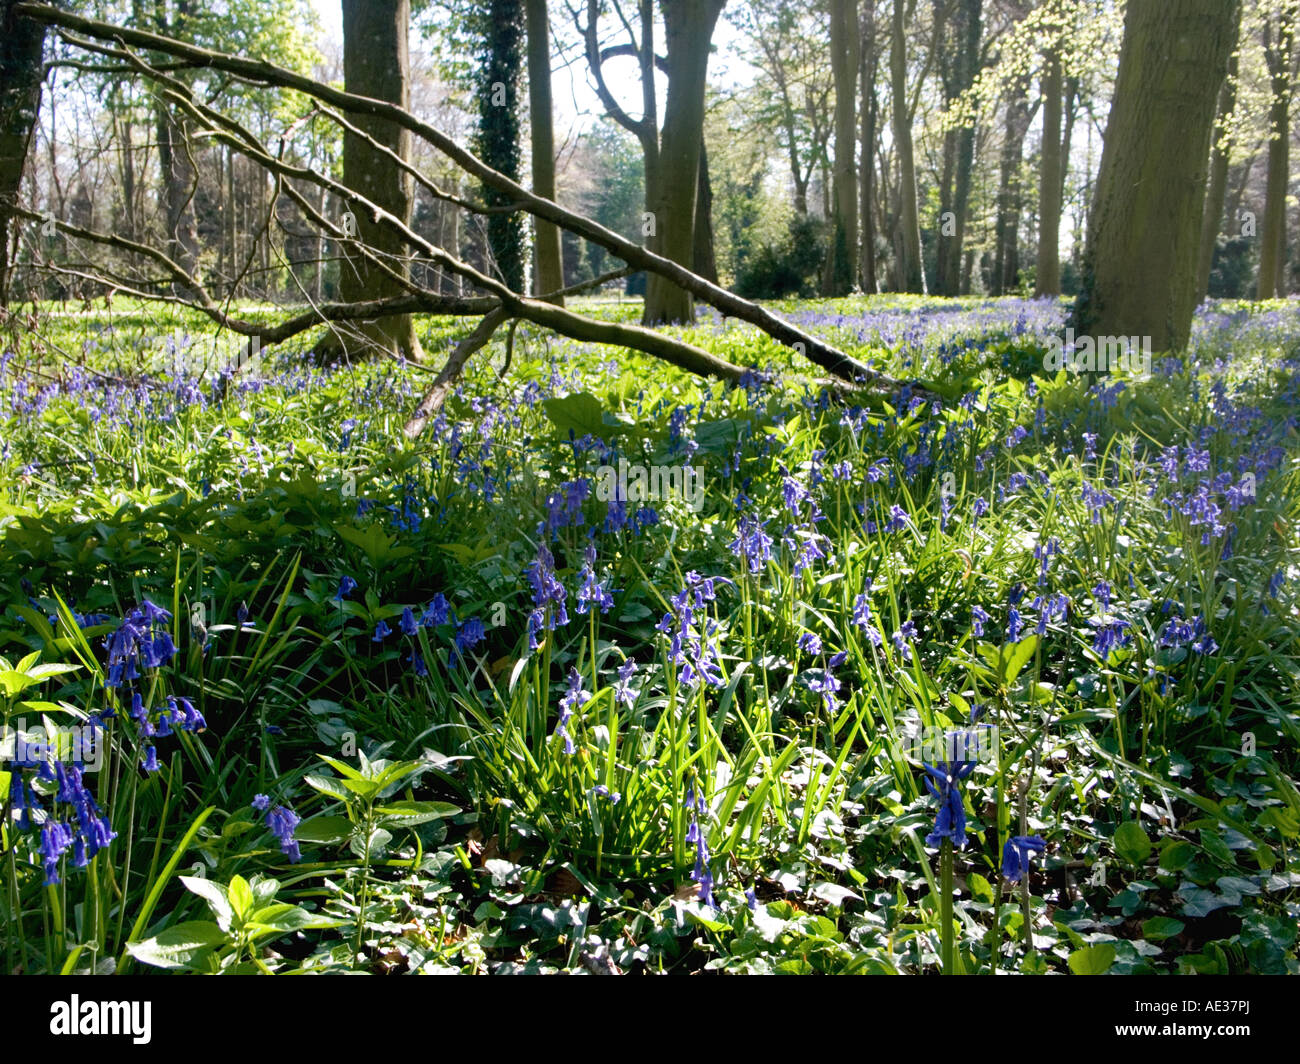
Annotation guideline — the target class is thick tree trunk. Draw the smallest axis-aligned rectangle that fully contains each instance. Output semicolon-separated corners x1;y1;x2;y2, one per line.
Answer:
0;0;44;307
936;0;981;297
1035;44;1063;297
1258;8;1294;300
337;0;423;360
526;0;564;304
1197;27;1240;304
890;0;925;293
643;0;724;325
823;0;859;295
1075;0;1240;352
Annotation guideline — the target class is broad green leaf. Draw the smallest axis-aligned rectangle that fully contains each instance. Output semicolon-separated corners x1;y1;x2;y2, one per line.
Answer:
1140;917;1185;942
1113;821;1152;865
1067;944;1116;975
181;874;234;933
295;815;354;845
126;921;228;970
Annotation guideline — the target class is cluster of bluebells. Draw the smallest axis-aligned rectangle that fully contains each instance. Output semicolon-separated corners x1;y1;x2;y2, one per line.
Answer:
554;668;590;755
8;759;117;885
252;794;301;863
685;785;714;907
97;600;207;773
337;576;483;674
656;572;728;689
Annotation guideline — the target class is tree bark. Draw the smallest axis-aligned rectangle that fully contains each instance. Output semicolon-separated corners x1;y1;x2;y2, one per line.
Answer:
526;0;564;305
643;0;724;325
823;0;859;295
1035;42;1063;297
1197;18;1240;304
859;0;878;293
993;80;1031;295
693;137;718;283
0;0;45;307
337;0;423;360
890;0;925;293
1258;5;1295;300
936;0;981;298
1075;0;1240;352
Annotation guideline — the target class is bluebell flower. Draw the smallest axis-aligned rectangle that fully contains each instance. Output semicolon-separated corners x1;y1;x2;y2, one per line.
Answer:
1001;835;1046;882
922;755;976;849
252;794;270;811
265;804;301;863
400;607;418;636
454;616;485;655
971;604;989;637
140;746;160;773
613;659;637;706
555;668;589;755
421;593;450;626
373;620;392;642
334;576;358;601
797;632;822;656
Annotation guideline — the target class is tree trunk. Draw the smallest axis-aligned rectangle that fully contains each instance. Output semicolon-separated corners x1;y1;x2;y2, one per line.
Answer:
1035;43;1063;297
643;0;724;325
823;0;859;295
693;137;718;283
154;0;199;288
526;0;564;304
1075;0;1240;352
1197;20;1240;304
993;81;1030;295
337;0;422;360
1258;6;1294;300
936;0;981;298
0;0;44;307
859;0;878;293
890;0;925;293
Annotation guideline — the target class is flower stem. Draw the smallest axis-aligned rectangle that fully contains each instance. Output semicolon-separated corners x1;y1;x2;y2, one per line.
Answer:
940;836;954;975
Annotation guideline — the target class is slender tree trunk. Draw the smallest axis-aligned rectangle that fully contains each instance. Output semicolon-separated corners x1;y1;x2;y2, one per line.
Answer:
993;82;1030;295
154;0;199;287
693;137;718;283
1036;44;1063;296
1197;24;1240;304
525;0;563;304
823;0;859;295
859;1;878;293
1075;0;1240;352
643;0;724;325
0;0;45;307
890;0;925;293
1258;7;1295;300
336;0;422;360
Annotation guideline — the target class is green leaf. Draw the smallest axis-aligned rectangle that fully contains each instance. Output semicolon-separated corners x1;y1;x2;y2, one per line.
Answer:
1113;821;1152;865
126;921;228;970
1158;839;1195;872
180;874;234;932
295;815;354;845
374;800;460;826
227;875;253;921
303;773;351;801
1140;916;1185;942
541;392;621;440
1067;944;1116;975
